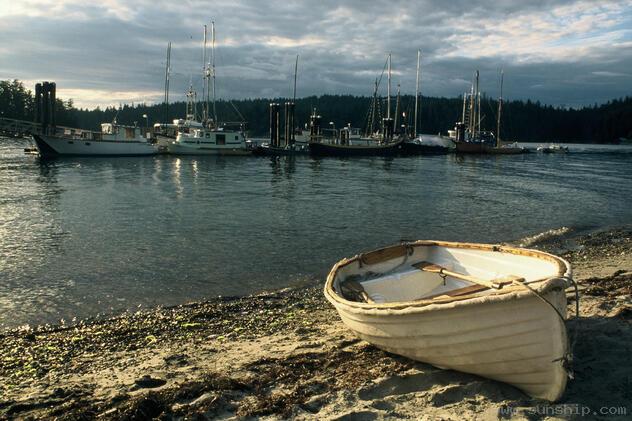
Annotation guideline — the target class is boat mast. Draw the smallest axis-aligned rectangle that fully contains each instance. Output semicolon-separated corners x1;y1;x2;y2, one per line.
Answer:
476;70;481;137
414;49;420;137
468;76;475;136
291;54;299;144
186;82;197;121
496;69;504;147
211;21;218;125
387;53;391;120
293;55;298;103
164;42;171;123
394;84;400;132
202;25;209;124
368;78;378;137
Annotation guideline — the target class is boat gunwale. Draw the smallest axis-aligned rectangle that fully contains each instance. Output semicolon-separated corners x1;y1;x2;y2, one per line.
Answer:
324;240;571;314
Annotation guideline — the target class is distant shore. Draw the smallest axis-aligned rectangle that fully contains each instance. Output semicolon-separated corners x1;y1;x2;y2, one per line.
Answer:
1;228;631;419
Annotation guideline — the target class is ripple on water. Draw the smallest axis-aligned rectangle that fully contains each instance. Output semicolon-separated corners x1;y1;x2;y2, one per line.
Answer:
1;138;632;328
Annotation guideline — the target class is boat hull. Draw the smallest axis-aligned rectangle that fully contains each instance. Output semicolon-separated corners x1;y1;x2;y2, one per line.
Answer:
33;134;159;158
253;145;310;157
455;142;526;154
401;141;450;155
324;241;572;401
309;139;404;157
167;143;252;156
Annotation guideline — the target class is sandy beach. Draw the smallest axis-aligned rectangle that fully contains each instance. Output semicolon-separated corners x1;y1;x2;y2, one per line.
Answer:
1;228;630;420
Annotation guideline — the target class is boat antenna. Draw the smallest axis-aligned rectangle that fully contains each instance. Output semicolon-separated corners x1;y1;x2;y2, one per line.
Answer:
496;68;504;147
414;49;420;137
211;21;218;125
164;41;171;123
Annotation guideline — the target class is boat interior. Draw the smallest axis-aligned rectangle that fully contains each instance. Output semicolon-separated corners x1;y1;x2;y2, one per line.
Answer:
333;243;564;304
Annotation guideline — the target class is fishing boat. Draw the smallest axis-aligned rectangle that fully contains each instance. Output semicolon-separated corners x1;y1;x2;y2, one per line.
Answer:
309;54;404;157
453;71;526;155
167;23;250;156
324;240;575;401
29;82;158;158
402;50;450;156
537;144;569;153
33;121;158;158
309;137;405;157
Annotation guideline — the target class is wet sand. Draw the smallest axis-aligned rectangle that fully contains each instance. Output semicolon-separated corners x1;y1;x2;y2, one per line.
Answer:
1;228;631;420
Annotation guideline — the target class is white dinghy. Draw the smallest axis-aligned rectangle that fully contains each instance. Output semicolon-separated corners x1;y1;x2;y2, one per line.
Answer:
324;241;575;401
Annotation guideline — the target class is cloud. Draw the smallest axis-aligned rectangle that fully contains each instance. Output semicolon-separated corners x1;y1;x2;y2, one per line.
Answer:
0;0;631;109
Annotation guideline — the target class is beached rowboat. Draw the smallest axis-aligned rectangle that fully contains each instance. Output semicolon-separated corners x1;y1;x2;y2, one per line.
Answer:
324;241;574;401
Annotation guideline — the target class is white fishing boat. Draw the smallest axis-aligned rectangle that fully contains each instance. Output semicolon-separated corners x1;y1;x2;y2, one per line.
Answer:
324;241;575;401
169;125;249;155
167;22;250;156
32;121;158;158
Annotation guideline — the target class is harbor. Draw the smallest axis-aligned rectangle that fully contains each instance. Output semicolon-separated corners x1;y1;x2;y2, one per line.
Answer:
2;1;632;419
2;134;632;330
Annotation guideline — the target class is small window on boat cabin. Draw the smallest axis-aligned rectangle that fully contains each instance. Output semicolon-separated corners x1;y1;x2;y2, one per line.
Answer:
234;135;239;140
206;132;211;138
216;134;226;145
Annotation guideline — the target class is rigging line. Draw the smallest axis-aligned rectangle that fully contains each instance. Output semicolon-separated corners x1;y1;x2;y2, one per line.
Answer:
229;100;245;122
375;56;389;91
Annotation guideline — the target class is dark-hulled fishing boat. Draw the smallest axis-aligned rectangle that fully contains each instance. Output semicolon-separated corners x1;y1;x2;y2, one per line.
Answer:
309;53;405;158
453;70;526;155
309;137;405;157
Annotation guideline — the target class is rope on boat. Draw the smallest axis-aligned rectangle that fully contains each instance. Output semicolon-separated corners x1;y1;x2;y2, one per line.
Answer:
511;275;579;379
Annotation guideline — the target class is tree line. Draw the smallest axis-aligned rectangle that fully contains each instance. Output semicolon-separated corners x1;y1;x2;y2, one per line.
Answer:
1;79;631;143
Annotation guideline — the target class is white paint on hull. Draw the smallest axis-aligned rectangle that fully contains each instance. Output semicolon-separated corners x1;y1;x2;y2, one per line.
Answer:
34;134;159;156
167;143;251;155
324;241;573;401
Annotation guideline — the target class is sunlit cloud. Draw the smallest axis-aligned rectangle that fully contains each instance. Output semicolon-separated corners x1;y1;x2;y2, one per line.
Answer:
57;88;164;110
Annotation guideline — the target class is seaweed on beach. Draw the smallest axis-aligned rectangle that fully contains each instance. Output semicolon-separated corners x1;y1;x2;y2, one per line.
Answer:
583;270;632;298
0;285;328;394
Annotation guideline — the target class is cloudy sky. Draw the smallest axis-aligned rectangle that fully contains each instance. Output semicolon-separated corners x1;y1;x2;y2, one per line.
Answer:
1;0;631;109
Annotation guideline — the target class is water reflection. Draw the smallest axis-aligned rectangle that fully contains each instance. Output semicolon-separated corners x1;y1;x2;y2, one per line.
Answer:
1;139;632;329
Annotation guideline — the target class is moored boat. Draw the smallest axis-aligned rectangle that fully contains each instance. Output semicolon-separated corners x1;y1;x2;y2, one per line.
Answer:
453;70;526;155
167;22;250;156
33;121;158;158
309;53;404;157
324;240;575;401
309;137;405;157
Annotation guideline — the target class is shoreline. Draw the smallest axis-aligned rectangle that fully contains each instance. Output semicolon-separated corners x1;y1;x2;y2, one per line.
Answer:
1;228;631;419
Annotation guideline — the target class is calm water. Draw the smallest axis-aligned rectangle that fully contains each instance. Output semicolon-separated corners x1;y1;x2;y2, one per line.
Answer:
1;138;632;329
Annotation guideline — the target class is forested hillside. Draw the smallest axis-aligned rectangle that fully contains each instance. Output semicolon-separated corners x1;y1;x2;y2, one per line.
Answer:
1;80;630;143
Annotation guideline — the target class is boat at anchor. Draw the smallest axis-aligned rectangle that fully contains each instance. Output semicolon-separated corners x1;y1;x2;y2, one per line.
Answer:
309;54;405;157
167;22;250;156
33;121;158;158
